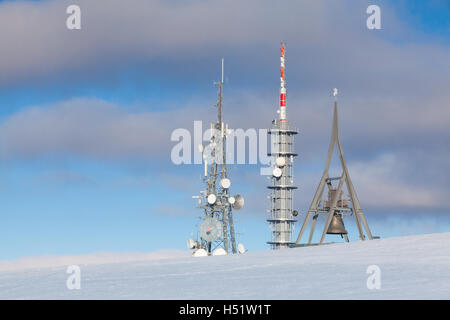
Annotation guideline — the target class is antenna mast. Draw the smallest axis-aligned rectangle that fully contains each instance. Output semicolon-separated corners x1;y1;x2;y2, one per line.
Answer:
267;42;299;249
188;59;245;256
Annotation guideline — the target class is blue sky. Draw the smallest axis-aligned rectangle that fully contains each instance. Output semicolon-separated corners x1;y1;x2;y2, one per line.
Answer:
0;0;449;261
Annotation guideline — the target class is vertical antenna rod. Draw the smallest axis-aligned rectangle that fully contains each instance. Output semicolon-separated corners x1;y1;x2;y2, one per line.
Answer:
280;42;287;121
221;58;224;83
217;59;223;127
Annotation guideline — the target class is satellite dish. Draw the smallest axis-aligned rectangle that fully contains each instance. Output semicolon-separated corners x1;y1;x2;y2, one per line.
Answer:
212;248;227;256
187;238;197;249
333;88;338;97
276;157;286;167
200;217;223;242
273;167;282;178
192;248;208;257
207;194;217;205
232;194;244;210
220;178;231;189
228;196;235;205
238;243;246;254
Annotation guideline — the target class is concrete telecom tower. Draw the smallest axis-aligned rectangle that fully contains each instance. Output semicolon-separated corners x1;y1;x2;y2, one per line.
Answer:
188;59;246;257
267;42;299;250
295;89;375;245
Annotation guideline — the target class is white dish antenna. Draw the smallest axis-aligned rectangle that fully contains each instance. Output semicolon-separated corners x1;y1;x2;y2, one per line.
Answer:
220;178;231;189
273;167;282;178
228;196;235;205
238;243;246;254
276;157;286;167
200;217;223;242
207;193;217;205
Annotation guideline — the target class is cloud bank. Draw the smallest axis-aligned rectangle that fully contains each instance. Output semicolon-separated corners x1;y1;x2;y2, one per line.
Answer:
0;1;448;216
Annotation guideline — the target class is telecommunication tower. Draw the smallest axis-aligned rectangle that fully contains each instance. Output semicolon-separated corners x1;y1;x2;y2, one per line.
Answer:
188;59;245;257
267;42;299;250
295;89;375;245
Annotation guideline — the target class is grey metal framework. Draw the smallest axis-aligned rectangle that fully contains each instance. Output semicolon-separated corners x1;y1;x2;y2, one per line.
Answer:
195;59;239;254
295;95;374;245
267;120;298;249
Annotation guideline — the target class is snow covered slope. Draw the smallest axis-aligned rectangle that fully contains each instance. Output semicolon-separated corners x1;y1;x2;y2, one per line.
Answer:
1;233;449;299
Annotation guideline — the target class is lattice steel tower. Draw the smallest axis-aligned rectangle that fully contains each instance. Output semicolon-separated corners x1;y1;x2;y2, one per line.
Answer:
188;59;245;257
267;43;298;249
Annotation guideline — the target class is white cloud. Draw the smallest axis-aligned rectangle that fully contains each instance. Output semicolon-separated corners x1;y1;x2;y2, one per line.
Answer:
0;98;181;160
1;93;449;213
0;0;448;216
0;0;331;85
349;154;445;209
0;0;447;96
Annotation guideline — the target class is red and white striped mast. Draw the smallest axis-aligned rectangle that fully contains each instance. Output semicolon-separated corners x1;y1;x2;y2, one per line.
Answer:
279;42;287;122
267;41;298;250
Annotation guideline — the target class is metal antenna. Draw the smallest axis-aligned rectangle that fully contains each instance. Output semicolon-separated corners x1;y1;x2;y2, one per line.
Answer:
188;58;244;256
221;58;224;84
266;42;299;250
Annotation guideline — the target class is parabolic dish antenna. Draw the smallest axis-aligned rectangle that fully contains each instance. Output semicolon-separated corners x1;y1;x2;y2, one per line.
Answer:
220;178;231;189
200;217;223;242
207;193;217;205
273;167;282;178
276;157;286;167
232;194;244;210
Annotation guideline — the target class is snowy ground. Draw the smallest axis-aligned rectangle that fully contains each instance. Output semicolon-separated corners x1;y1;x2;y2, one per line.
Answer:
1;232;449;299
